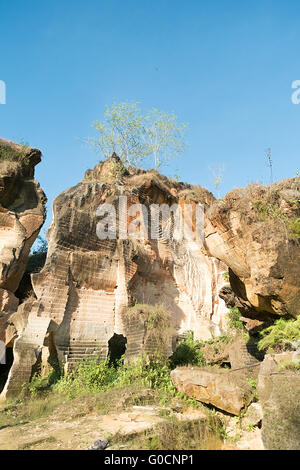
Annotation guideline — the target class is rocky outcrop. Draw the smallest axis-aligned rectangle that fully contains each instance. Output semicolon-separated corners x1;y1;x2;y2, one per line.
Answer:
0;139;46;345
1;156;229;398
2;151;300;401
204;179;300;318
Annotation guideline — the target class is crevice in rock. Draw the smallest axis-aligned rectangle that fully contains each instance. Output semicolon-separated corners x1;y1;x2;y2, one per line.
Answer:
0;346;14;394
108;333;127;366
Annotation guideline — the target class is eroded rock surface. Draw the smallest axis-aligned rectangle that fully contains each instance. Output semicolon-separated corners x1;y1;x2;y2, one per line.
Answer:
3;153;300;401
1;156;229;398
258;354;300;449
0;139;46;344
204;179;300;318
170;366;254;415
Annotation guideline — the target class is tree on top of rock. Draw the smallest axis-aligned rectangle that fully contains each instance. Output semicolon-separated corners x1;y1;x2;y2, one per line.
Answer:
88;101;187;170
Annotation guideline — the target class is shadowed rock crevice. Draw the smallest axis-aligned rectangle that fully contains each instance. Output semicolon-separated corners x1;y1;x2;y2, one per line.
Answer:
0;346;13;394
108;333;127;365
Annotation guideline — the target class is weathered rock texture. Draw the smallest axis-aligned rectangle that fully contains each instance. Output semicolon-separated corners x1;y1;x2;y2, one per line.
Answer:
258;354;300;449
205;179;300;318
1;156;229;398
2;153;300;400
0;139;46;346
170;366;254;415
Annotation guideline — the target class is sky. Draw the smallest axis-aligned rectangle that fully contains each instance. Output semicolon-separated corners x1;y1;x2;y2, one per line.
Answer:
1;0;300;235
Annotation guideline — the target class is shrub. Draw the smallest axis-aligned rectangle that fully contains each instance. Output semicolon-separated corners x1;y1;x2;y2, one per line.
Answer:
0;141;30;165
169;332;206;368
252;196;300;241
52;359;119;398
258;316;300;353
123;304;174;361
226;307;245;331
288;218;300;240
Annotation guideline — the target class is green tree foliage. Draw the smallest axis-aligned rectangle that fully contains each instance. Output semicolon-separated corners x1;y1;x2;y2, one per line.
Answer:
27;236;48;274
89;101;187;170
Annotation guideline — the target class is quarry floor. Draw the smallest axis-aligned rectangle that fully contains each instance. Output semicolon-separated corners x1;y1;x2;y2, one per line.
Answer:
0;393;264;451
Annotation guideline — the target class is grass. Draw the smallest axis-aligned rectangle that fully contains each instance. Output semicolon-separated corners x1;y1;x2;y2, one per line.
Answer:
0;141;30;165
109;414;224;450
0;323;260;449
0;331;234;432
0;394;63;429
252;193;300;241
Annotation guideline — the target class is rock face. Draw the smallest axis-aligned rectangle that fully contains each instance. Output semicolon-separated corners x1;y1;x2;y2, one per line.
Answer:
170;366;254;415
204;179;300;318
1;156;229;398
258;354;300;449
0;139;46;346
2;152;300;401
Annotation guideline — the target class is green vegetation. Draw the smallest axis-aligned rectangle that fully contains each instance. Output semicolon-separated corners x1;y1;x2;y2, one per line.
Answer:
258;316;300;353
169;332;206;368
226;306;246;332
26;236;48;274
252;192;300;241
0;141;30;165
252;199;285;222
246;378;258;402
288;217;300;240
24;355;188;408
246;423;256;432
109;414;224;450
277;360;300;372
88;101;187;170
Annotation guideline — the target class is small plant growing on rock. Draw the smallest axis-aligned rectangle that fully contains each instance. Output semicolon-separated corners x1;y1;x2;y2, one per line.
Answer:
227;307;245;331
169;332;206;368
258;316;300;353
0;140;31;165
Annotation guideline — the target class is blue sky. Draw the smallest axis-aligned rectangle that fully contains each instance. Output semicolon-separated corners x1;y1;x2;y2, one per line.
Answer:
1;0;300;234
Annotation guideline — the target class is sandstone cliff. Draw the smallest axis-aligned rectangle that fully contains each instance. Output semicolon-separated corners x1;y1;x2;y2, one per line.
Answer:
0;139;46;344
1;149;300;400
204;179;300;318
0;155;228;398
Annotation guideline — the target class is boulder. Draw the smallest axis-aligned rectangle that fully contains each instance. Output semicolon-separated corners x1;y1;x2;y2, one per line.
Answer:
170;367;254;415
242;403;263;429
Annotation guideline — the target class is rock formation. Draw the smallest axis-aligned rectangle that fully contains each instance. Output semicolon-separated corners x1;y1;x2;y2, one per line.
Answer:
170;366;255;415
258;353;300;449
204;179;300;318
1;148;300;403
0;139;46;343
0;139;46;396
0;155;229;398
